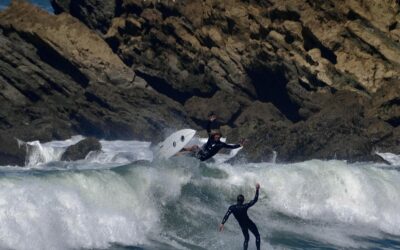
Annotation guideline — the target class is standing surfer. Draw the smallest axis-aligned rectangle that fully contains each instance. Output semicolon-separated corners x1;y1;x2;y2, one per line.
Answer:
219;183;261;250
206;111;219;134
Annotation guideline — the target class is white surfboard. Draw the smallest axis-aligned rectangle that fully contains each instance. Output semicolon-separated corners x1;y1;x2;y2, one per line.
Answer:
214;146;243;164
155;129;196;159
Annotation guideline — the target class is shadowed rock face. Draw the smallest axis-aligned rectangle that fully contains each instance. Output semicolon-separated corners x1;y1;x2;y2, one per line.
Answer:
61;137;101;161
1;0;399;165
0;132;27;166
0;1;193;166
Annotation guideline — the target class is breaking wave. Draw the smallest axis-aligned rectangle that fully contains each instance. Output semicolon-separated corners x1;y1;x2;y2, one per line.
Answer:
1;137;400;249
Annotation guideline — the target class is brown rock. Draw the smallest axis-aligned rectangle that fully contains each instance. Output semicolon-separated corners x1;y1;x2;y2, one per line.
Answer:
3;0;399;164
61;137;101;161
234;101;291;127
0;0;192;147
184;91;249;125
52;0;116;34
0;0;135;87
0;132;26;166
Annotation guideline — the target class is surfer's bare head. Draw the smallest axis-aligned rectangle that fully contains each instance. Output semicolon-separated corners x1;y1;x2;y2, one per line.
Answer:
211;130;222;141
237;194;245;204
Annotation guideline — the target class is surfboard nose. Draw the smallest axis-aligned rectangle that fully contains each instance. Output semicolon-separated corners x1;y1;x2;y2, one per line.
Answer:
155;129;197;159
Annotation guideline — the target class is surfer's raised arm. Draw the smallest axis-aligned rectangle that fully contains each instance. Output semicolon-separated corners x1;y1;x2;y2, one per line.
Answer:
247;183;260;208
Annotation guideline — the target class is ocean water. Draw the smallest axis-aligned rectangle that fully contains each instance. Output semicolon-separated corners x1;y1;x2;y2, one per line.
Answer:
0;136;400;250
1;0;400;248
0;0;52;12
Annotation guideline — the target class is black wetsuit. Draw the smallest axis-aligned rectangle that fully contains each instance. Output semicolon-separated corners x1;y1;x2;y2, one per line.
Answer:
206;118;220;131
196;138;241;161
195;120;241;161
221;189;260;250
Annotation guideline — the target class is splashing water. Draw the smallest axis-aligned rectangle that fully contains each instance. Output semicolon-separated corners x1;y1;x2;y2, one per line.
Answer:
0;136;400;250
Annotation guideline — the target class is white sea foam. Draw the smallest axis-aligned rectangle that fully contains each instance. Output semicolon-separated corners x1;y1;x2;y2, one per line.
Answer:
23;136;153;167
0;164;191;250
23;135;237;168
2;136;400;249
212;160;400;247
376;152;400;166
24;136;84;166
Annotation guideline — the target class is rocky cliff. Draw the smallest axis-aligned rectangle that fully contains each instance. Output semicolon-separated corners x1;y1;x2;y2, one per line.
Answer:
0;0;192;165
0;0;399;165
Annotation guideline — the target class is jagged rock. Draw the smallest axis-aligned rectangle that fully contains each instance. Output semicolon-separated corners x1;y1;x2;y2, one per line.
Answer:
0;1;135;87
0;132;26;166
227;119;289;163
52;0;400;97
0;0;398;163
184;91;249;125
229;91;385;162
0;0;192;147
369;81;400;127
51;0;116;34
234;101;291;127
342;0;399;34
61;137;101;161
375;127;400;154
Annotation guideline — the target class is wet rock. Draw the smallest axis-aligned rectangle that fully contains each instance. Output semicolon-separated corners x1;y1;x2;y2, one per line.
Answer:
227;119;291;163
51;0;116;33
369;81;400;127
228;91;387;163
1;0;399;164
374;127;400;155
234;101;291;127
0;1;192;145
0;132;26;166
61;137;101;161
184;91;249;125
52;0;400;98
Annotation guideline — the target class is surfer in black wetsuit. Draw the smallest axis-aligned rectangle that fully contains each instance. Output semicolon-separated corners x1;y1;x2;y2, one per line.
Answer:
195;130;242;161
219;183;261;250
182;112;244;161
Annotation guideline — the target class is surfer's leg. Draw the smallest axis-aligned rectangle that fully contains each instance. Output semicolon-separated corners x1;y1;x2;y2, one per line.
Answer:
176;145;199;156
241;226;250;250
182;145;199;152
248;220;260;250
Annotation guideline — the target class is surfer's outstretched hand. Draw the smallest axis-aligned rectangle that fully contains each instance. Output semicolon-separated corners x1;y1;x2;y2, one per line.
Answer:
256;183;260;190
239;138;248;146
219;224;224;232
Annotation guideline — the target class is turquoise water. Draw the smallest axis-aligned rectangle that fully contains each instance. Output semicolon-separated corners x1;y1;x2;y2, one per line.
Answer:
1;137;400;249
0;0;52;11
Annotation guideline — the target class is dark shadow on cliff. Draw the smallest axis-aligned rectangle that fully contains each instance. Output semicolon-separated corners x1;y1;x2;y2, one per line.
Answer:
247;65;301;122
136;71;217;104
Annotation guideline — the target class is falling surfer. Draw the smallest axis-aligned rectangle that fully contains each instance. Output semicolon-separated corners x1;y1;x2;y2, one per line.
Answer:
219;183;261;250
180;111;245;161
